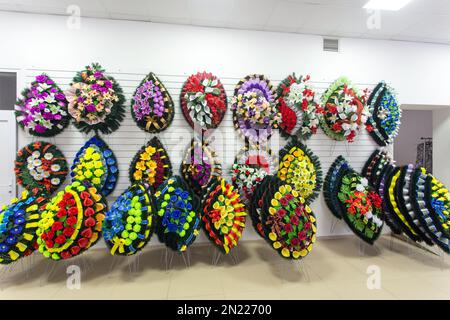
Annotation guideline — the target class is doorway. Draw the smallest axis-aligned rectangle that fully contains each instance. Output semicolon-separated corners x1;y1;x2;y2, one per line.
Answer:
0;71;17;203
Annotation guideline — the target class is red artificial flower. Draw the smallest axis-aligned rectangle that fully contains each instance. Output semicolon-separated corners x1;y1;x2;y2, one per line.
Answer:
332;122;343;132
81;228;93;239
295;207;303;217
290;237;300;246
51;221;64;232
46;230;55;240
280;197;289;206
285;194;294;201
304;221;311;230
366;124;374;132
346;131;356;142
60;251;72;260
284;223;293;233
66;216;77;226
84;217;96;227
45;240;54;249
326;103;337;114
63;192;73;201
278;99;297;134
277;208;287;218
77;238;89;248
70;246;81;255
63;227;75;237
66;198;76;207
301;99;308;111
290;215;299;225
84;207;95;216
55;235;66;245
68;207;78;216
298;231;307;241
56;208;67;218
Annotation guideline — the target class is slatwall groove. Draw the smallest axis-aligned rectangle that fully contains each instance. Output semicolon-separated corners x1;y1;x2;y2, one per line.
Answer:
18;68;379;243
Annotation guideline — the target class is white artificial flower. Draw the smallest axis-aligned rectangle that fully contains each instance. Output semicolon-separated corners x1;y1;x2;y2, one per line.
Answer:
342;123;351;131
51;178;60;185
356;184;365;192
44;153;53;160
365;211;373;219
360;178;369;186
32;159;42;166
43;171;50;178
32;151;40;158
51;164;60;172
350;114;358;122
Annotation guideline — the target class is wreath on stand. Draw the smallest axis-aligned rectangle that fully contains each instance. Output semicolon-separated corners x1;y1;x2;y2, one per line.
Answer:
0;190;47;265
180;138;222;196
231;145;278;204
36;180;106;260
202;178;246;254
278;139;322;204
320;77;369;143
253;175;317;259
181;72;227;132
276;74;322;140
231;74;280;144
71;136;118;197
129;137;173;191
131;72;174;133
66;63;125;135
154;176;202;252
411;168;450;253
324;156;384;244
103;184;155;256
15;141;68;196
15;74;69;137
377;164;403;235
366;82;402;146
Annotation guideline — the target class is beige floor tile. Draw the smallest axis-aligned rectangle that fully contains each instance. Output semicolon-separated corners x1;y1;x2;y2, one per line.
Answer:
167;267;224;298
382;278;450;300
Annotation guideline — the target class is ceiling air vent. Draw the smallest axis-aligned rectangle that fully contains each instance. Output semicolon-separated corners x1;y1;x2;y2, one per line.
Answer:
323;38;339;52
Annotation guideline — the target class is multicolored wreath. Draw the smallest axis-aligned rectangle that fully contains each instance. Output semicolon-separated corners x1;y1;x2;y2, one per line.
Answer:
231;145;278;204
71;136;118;197
324;157;383;244
362;149;393;189
377;164;403;235
366;82;402;146
36;180;106;260
103;184;155;256
254;176;317;259
0;190;47;264
411;167;450;253
320;77;369;142
129;137;172;190
202;178;246;254
66;63;125;135
180;138;222;196
276;74;322;140
232;74;280;143
383;166;422;243
154;176;201;252
181;72;227;131
278;140;322;204
15;74;69;137
131;72;174;133
15;141;68;196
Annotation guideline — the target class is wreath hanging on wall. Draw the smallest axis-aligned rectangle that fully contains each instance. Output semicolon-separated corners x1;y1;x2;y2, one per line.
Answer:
411;167;450;253
15;141;68;196
66;63;125;135
202;178;246;254
278;140;322;204
231;74;280;143
276;74;322;140
0;190;47;265
129;137;172;191
131;72;174;133
252;175;317;259
103;184;155;256
71;136;118;197
154;176;202;252
231;145;278;204
180;138;222;196
366;82;402;146
15;74;69;137
324;156;384;244
180;72;227;131
36;180;106;260
320;77;369;143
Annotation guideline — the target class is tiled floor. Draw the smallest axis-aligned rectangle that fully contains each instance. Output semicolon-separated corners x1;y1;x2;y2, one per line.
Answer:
1;235;449;300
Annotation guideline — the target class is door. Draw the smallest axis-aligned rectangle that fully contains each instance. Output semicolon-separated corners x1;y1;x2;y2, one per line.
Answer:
0;110;16;203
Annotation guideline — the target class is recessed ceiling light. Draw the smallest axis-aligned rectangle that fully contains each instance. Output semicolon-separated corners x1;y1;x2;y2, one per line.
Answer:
363;0;412;11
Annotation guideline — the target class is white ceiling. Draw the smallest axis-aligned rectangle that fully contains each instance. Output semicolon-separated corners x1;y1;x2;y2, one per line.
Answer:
1;0;450;45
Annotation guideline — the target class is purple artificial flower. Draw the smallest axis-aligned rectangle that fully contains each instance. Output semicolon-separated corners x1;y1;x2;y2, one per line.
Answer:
94;71;104;79
55;93;66;101
36;75;48;83
34;124;46;133
85;104;96;113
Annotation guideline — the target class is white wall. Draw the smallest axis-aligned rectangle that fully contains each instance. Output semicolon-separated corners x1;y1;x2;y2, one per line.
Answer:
1;11;450;245
433;109;450;186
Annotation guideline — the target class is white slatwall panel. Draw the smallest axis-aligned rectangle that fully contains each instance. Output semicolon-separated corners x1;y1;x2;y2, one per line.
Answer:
18;68;379;242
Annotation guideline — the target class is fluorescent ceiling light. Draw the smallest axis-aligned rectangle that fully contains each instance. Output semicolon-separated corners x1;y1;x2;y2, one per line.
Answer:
363;0;412;11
